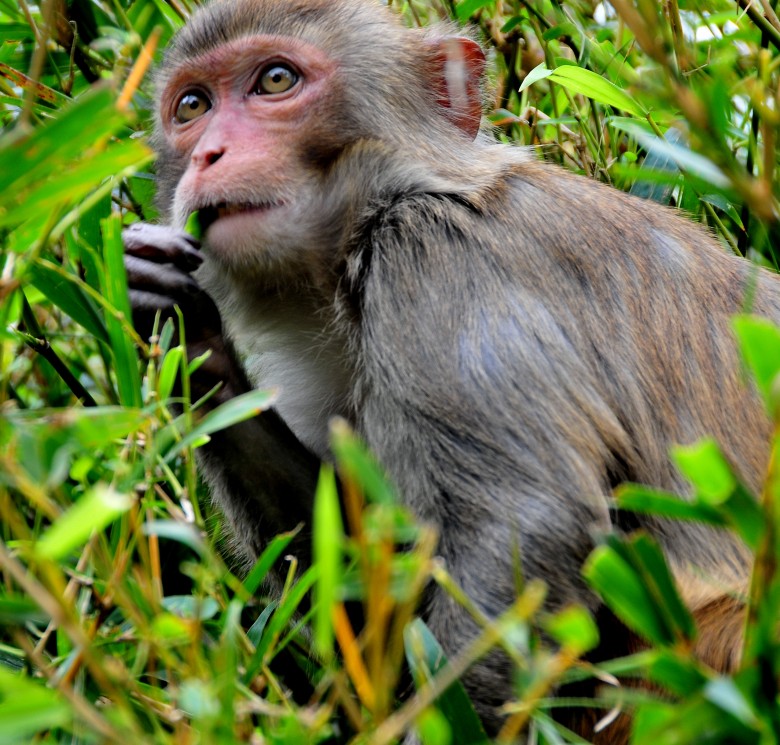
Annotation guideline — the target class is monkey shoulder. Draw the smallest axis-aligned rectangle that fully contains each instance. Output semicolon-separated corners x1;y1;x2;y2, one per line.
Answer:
344;178;774;484
346;191;626;457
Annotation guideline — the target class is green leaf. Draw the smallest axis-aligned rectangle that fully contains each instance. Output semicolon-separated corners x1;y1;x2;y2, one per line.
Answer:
100;214;142;407
519;63;553;92
717;485;764;551
127;174;159;222
0;667;72;741
179;679;220;719
610;119;731;189
584;541;673;645
544;606;599;656
142;521;207;557
148;0;187;32
500;16;525;34
547;65;645;117
244;566;318;681
162;388;277;462
404;619;489;745
703;678;759;727
28;261;109;344
162;596;220;621
616;483;763;551
455;0;493;23
0;141;150;229
0;87;125;197
246;602;277;647
648;651;709;696
700;194;743;229
157;346;184;401
543;23;577;43
672;439;736;505
0;23;33;43
626;534;696;642
632;690;759;744
312;465;343;659
2;407;147;486
733;315;780;412
6;406;145;451
243;529;300;596
615;484;727;525
151;613;192;644
0;594;50;625
35;483;133;561
216;599;243;733
330;418;397;506
417;707;453;745
184;210;204;240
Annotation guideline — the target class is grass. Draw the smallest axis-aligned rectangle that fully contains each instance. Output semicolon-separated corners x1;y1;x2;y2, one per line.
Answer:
2;1;780;743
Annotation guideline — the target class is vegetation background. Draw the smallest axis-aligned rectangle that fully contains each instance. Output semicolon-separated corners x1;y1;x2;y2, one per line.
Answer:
2;0;780;743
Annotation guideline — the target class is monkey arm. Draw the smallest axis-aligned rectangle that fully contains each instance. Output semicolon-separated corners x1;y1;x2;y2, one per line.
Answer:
195;409;321;562
123;223;320;562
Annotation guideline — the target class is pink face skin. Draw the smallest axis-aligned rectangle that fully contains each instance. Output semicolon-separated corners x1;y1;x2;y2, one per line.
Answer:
159;35;339;265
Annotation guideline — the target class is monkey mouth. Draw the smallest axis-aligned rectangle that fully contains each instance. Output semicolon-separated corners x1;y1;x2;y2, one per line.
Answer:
198;201;281;230
216;201;279;218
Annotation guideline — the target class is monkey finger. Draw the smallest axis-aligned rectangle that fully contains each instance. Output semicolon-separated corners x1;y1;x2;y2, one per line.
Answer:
127;289;181;341
127;258;224;339
129;288;179;315
123;223;203;273
125;255;202;300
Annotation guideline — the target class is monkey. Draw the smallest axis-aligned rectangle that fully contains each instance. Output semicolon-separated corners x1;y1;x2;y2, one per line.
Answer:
123;0;779;739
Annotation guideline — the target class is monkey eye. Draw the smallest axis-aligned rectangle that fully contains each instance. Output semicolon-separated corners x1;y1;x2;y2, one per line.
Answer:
254;64;299;95
174;90;211;123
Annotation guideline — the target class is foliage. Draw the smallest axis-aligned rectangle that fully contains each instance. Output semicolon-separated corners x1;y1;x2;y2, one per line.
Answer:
1;0;780;743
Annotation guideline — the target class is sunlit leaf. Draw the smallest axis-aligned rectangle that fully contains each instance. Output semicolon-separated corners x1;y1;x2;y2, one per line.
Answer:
35;484;133;561
519;63;553;92
0;667;72;741
143;520;207;557
544;606;599;656
162;388;277;462
616;484;726;525
455;0;493;23
312;465;343;658
733;315;780;413
100;214;142;407
672;439;735;505
548;65;645;117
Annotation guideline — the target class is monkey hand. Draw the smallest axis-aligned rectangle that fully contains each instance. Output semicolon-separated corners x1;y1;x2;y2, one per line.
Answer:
123;222;247;404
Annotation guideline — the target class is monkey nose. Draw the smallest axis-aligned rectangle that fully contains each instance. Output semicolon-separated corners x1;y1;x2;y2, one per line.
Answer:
192;147;225;169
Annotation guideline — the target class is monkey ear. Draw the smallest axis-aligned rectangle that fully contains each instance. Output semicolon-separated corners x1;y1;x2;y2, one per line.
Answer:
427;36;486;139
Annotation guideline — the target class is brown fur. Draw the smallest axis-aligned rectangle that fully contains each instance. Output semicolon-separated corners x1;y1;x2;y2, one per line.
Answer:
692;595;745;673
564;595;746;743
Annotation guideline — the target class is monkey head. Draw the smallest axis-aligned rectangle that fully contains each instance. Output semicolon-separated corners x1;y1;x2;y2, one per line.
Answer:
150;0;485;279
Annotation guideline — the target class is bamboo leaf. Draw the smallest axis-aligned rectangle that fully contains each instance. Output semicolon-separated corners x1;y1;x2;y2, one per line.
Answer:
548;65;645;117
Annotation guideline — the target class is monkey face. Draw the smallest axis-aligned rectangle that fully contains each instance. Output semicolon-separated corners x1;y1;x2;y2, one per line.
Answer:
156;34;349;275
151;0;488;281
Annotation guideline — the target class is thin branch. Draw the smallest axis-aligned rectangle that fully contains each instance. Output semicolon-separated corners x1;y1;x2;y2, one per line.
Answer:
19;292;97;407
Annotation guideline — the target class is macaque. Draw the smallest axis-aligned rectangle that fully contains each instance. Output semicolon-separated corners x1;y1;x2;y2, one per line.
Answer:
123;0;779;739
